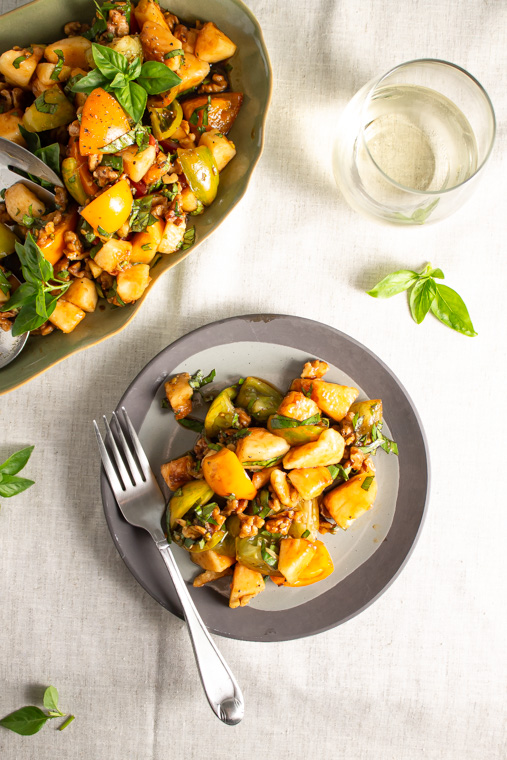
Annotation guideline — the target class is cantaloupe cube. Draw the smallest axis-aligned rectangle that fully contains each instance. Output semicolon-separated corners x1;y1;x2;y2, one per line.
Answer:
278;538;317;584
158;218;186;254
44;37;92;70
0;109;26;145
4;183;45;225
0;46;43;88
116;264;151;303
63;277;98;312
93;239;132;275
130;218;165;264
121;144;157;183
195;22;237;63
49;299;85;333
323;470;378;530
191;550;235;573
199;129;236;172
229;563;265;608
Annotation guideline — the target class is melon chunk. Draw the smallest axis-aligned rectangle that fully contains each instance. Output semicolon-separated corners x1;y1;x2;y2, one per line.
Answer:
282;428;345;469
195;22;237;63
278;538;317;584
291;378;359;421
191;551;235;574
229;563;265;608
323;470;378;530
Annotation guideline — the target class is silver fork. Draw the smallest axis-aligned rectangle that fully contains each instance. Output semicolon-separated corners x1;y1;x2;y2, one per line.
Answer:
93;407;244;726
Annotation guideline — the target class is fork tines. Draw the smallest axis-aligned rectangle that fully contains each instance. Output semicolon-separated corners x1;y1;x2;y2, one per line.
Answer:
93;407;148;493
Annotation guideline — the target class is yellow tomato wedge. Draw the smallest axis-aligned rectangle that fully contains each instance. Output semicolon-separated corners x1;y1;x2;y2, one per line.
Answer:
39;210;78;266
79;88;130;156
80;179;133;234
202;448;257;500
274;541;334;587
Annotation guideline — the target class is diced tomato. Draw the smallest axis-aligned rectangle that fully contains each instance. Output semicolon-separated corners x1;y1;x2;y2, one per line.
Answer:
149;134;160;153
159;139;179;153
130;179;148;197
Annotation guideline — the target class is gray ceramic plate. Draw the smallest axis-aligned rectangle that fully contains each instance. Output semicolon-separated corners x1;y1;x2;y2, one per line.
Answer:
0;0;271;394
100;314;430;641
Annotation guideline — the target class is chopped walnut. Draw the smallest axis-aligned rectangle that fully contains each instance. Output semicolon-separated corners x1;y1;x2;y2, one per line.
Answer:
54;186;68;212
222;498;248;518
68;261;85;278
177;522;207;540
68;120;80;137
238;514;264;538
30;321;55;336
234;407;251;428
93;165;120;187
88;154;101;172
116;221;130;240
63;231;86;261
318;519;337;534
199;73;228;94
173;23;189;43
0;82;24;110
0;313;15;332
210;506;226;530
163;12;179;31
0;202;12;224
98;271;113;292
64;21;90;36
301;360;329;379
36;221;55;248
264;514;292;535
107;8;129;37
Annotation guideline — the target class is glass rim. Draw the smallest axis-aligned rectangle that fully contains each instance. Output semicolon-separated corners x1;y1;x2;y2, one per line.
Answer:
359;58;497;196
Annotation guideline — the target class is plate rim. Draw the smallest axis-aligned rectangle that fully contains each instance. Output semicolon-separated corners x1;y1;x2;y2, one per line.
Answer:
100;313;431;641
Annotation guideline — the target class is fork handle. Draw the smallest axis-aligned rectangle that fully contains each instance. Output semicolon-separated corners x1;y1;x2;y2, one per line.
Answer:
156;541;244;725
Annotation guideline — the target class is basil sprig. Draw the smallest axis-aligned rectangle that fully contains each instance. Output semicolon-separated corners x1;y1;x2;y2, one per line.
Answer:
367;263;477;337
71;43;181;122
0;268;11;296
0;686;74;735
15;126;60;190
189;368;216;390
0;234;71;336
0;445;34;504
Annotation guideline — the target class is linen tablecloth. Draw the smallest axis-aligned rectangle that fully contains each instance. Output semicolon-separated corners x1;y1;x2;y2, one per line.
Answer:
1;1;506;758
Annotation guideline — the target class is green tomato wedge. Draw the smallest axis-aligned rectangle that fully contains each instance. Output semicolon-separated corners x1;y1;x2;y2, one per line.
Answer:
167;480;213;529
235;536;283;577
288;499;320;539
0;222;18;258
187;529;225;554
236;377;283;422
61;158;88;205
177;145;219;206
204;384;238;438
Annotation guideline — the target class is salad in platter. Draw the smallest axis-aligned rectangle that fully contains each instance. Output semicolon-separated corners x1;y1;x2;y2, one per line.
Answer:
0;0;242;338
161;359;398;608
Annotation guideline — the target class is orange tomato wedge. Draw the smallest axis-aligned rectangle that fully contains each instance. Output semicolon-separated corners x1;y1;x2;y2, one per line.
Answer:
39;210;78;265
202;448;257;500
69;136;98;196
80;179;133;234
273;541;334;587
79;88;130;156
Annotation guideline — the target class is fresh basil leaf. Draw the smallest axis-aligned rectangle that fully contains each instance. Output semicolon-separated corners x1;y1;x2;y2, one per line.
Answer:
127;81;148;123
33;92;58;114
18;124;41;153
50;49;65;80
0;282;36;313
34;143;60;177
109;71;128;89
101;154;123;172
128;57;142;81
367;269;419;299
43;686;59;713
0;445;34;476
0;474;35;497
82;15;107;40
11;303;47;336
409;277;436;324
427;267;444;279
98;125;146;154
137;60;181;95
361;475;374;491
244;456;283;468
178;418;204;433
301;529;310;539
269;413;321;429
12;54;28;69
0;706;48;736
129;196;156;232
18;234;53;283
430;284;477;337
189;368;216;390
164;48;184;60
70;67;110;94
0;269;10;295
92;42;128;77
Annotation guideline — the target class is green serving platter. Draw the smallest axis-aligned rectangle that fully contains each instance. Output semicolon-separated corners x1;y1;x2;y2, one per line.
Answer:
0;0;271;394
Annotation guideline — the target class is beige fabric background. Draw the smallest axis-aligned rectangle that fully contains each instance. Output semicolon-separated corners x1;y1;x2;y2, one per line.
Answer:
1;1;506;758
